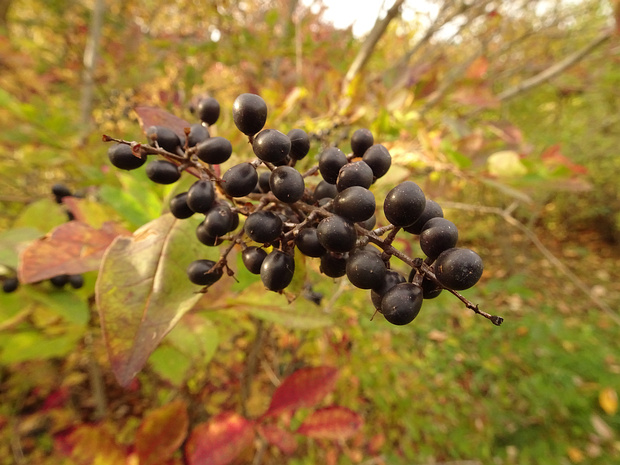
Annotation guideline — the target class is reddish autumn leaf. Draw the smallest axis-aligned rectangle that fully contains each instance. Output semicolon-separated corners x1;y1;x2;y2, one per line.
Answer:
541;144;588;175
55;424;127;465
465;56;489;80
18;221;130;284
185;412;254;465
451;86;500;109
257;424;297;455
134;105;191;139
296;406;363;440
136;400;189;465
262;366;339;418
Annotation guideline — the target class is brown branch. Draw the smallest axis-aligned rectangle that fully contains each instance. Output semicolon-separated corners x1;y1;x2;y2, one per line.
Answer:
496;29;613;102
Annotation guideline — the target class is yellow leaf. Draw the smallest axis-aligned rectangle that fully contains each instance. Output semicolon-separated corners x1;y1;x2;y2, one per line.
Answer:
599;387;618;415
567;446;584;463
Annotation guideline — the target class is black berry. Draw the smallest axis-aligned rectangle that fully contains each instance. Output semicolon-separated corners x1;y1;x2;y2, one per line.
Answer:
383;181;426;227
146;160;181;184
233;93;268;136
187;259;223;286
107;144;146;171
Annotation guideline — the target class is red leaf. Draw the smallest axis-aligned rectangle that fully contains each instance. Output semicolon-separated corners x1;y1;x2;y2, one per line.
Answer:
541;144;588;175
263;366;339;418
185;412;254;465
136;400;189;465
257;424;297;455
55;424;127;465
296;406;363;440
134;106;191;139
465;56;489;80
18;221;130;284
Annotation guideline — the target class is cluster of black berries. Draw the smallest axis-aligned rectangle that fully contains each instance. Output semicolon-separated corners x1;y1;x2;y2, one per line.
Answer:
104;93;494;326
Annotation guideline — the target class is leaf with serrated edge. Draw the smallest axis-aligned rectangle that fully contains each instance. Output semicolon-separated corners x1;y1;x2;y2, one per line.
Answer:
263;366;338;418
136;400;189;465
96;213;205;387
185;412;254;465
19;221;130;284
297;406;363;440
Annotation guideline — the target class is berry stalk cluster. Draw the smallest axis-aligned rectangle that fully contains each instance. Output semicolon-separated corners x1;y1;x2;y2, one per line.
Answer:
104;93;503;326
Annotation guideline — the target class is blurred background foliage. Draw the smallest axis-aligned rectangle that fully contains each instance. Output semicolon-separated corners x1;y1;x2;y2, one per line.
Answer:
0;0;619;464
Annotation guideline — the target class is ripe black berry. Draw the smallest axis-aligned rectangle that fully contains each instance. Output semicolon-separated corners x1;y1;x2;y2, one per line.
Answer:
258;171;271;193
233;93;268;136
196;137;233;164
295;228;326;257
419;217;458;260
107;144;146;171
362;144;391;179
187;259;223;286
222;163;258;198
196;222;224;246
319;253;347;278
383;181;426;227
260;250;295;291
146;160;181;184
252;129;291;163
244;211;283;244
197;97;220;125
371;270;407;310
187;180;215;213
434;248;483;291
316;215;357;253
336;160;373;191
288;128;310;160
318;147;347;185
68;274;84;289
345;248;387;290
169;192;194;219
313;180;338;202
269;166;305;203
351;129;374;157
333;186;376;223
381;283;423;325
3;277;19;293
202;203;235;237
146;126;181;153
187;124;210;147
242;246;268;274
50;274;69;288
403;199;444;235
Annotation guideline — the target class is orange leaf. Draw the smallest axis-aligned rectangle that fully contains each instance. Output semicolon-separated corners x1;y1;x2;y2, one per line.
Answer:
262;366;339;417
136;400;189;465
465;56;489;80
185;412;254;465
599;387;618;415
55;423;127;465
18;221;130;284
296;406;363;440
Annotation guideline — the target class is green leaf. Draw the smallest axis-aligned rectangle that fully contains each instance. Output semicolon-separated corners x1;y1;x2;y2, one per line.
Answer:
149;345;192;385
27;288;90;326
0;329;83;363
0;227;41;269
12;198;68;234
166;314;219;366
96;213;206;387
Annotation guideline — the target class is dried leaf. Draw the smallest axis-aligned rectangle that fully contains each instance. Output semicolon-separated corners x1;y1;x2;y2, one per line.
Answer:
185;412;254;465
134;106;191;139
263;367;339;418
55;424;127;465
18;221;130;284
257;424;297;454
296;406;363;440
136;400;189;465
96;214;205;387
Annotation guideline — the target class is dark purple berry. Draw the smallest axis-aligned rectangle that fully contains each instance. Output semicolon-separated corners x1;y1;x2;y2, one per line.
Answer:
318;147;347;184
419;217;458;260
222;163;258;198
316;215;357;253
403;199;444;235
313;180;338;202
345;248;387;290
197;97;220;125
362;144;391;179
288;128;310;160
295;228;326;257
187;180;215;213
371;270;407;310
187;259;223;286
260;250;295;291
252;129;291;163
3;277;19;293
269;166;305;203
146;126;181;153
233;93;268;136
68;274;84;289
187;124;210;147
146;160;181;184
107;144;146;171
242;247;268;274
434;248;483;291
333;186;376;223
169;192;194;219
383;181;426;227
381;283;423;325
336;160;373;192
350;129;374;157
244;211;283;244
196;137;233;164
319;253;347;278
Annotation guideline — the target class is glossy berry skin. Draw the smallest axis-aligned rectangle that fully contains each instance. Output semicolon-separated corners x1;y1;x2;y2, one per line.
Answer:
244;211;283;244
146;126;181;153
187;259;223;286
3;277;19;293
288;128;310;160
345;248;387;290
202;203;235;237
107;144;146;171
260;250;295;291
68;274;84;289
336;161;373;192
242;246;268;274
371;270;406;311
434;248;483;291
252;129;291;163
318;147;347;184
258;171;271;193
313;180;338;202
169;192;194;219
195;222;224;246
197;97;220;125
358;215;376;230
403;199;444;235
295;228;326;257
381;283;423;325
316;215;357;253
383;181;426;227
362;144;391;179
320;253;347;278
222;163;258;198
350;128;374;157
196;137;233;164
419;217;458;260
146;160;181;184
233;93;268;136
187;180;215;213
187;124;210;147
333;186;376;223
269;166;305;203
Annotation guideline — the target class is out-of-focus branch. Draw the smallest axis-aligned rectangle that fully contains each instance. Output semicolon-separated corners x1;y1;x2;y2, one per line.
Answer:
337;0;406;114
496;29;613;102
